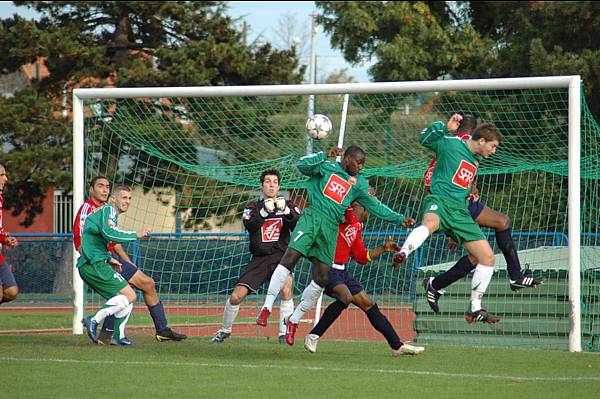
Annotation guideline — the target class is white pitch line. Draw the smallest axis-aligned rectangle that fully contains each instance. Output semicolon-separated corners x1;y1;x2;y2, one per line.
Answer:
2;356;599;382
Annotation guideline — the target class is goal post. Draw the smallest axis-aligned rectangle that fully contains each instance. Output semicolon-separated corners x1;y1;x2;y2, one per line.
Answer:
72;76;584;351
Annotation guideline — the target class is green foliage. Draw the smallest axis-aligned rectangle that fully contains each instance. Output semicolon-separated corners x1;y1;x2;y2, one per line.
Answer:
1;1;304;224
0;89;70;226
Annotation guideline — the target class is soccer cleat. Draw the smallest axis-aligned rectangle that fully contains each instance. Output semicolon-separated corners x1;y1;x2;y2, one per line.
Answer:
392;343;425;356
98;329;113;346
256;307;271;327
82;316;99;344
392;251;407;268
465;309;501;324
210;330;231;344
285;318;298;346
110;337;135;346
303;333;320;353
278;335;286;345
155;327;188;342
510;269;545;292
422;277;444;314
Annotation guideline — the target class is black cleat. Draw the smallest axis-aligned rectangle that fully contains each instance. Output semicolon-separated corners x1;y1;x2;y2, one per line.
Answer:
510;269;545;292
156;327;188;342
466;309;501;324
98;329;113;346
422;277;444;313
210;330;231;344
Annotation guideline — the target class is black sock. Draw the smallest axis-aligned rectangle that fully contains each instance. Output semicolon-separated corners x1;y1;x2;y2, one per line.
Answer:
310;300;348;337
432;255;476;291
496;228;522;280
102;315;115;333
365;303;401;350
149;301;168;332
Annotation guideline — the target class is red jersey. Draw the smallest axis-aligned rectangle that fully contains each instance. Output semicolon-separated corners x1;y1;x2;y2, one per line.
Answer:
333;207;370;267
73;199;115;252
0;194;11;262
424;131;473;191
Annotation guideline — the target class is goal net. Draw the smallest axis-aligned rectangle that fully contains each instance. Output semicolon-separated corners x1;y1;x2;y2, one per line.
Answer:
73;77;598;352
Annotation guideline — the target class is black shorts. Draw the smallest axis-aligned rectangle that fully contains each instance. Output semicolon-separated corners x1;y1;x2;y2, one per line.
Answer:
468;200;486;220
324;268;364;297
0;261;17;289
236;251;284;293
112;255;139;281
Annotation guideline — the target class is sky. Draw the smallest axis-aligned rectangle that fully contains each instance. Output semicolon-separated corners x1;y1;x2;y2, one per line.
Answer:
0;1;372;83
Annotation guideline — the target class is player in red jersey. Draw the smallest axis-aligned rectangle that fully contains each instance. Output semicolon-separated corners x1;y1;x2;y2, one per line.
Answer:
74;176;186;343
418;113;544;315
0;163;19;305
300;201;423;355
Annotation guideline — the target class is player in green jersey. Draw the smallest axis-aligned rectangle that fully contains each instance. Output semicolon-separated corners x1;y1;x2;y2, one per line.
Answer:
257;146;415;335
394;114;504;324
79;185;151;345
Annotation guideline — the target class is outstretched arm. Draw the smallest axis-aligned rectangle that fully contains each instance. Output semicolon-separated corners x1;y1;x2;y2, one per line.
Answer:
351;234;400;265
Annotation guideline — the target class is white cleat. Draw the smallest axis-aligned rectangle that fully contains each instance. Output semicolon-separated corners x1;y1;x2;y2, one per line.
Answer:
392;343;425;356
303;334;320;353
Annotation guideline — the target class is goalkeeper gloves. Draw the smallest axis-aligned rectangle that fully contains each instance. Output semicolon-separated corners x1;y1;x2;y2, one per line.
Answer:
276;196;290;215
260;198;276;218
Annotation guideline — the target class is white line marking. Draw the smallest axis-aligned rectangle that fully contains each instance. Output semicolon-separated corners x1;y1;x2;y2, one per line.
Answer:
2;356;599;382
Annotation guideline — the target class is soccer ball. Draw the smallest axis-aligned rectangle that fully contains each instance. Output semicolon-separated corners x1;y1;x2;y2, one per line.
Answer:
306;114;332;140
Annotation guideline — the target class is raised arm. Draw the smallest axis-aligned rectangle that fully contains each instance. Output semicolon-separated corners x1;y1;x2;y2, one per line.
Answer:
297;151;327;176
420;114;462;151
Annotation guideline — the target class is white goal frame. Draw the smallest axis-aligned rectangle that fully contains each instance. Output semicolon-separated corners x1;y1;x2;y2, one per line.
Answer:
72;76;582;351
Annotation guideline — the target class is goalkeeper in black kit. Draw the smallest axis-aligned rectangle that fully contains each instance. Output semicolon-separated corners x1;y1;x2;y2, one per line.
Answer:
211;169;301;344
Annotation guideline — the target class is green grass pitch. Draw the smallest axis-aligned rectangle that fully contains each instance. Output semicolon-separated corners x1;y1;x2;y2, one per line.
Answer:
2;334;599;398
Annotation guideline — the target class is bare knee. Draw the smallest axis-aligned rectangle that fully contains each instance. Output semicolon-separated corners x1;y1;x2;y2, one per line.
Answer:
229;286;248;306
338;292;353;306
497;213;511;231
280;279;293;301
134;273;156;294
478;253;496;266
2;285;18;302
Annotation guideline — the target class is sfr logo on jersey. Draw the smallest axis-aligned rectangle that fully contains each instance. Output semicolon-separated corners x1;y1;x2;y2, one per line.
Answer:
452;160;477;189
261;218;283;242
341;224;359;247
323;174;352;204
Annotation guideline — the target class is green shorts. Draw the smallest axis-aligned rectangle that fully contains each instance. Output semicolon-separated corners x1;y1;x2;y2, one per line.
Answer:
288;207;339;266
78;260;128;299
422;194;486;245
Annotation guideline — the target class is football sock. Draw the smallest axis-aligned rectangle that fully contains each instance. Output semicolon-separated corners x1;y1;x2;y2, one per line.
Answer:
278;299;294;336
366;303;402;350
221;297;240;334
101;315;115;334
432;255;476;290
148;301;168;332
289;280;323;324
310;300;348;337
92;294;129;324
399;225;430;256
496;228;522;280
263;265;290;311
113;303;133;341
470;264;494;312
